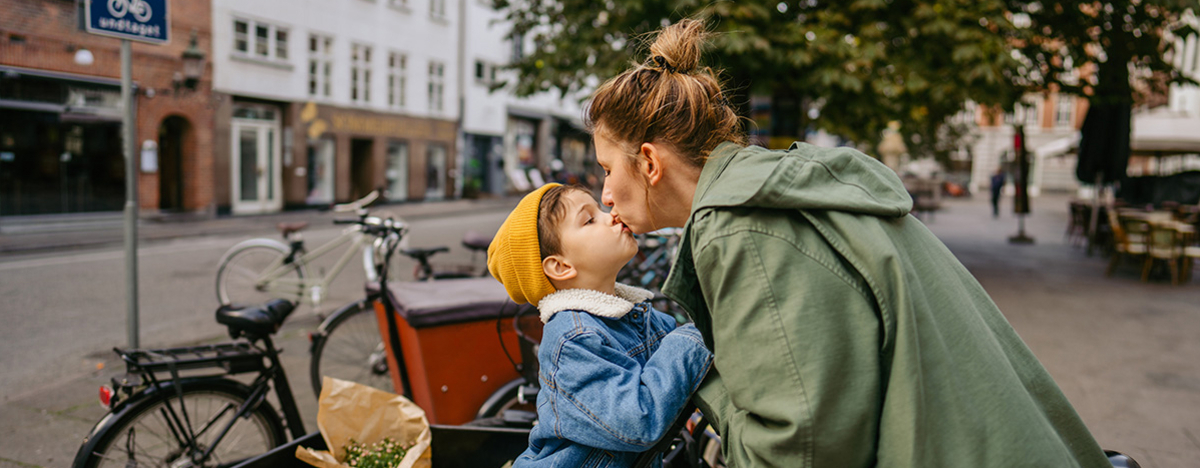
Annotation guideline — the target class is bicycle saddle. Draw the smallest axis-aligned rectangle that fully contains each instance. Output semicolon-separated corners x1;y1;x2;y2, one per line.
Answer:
462;231;493;252
216;299;296;339
401;246;450;261
277;222;309;237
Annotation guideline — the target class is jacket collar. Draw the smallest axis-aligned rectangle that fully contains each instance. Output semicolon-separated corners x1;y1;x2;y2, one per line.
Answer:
536;283;654;324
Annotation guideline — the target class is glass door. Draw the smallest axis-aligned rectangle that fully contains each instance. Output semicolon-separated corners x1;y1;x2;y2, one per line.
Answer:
232;119;282;214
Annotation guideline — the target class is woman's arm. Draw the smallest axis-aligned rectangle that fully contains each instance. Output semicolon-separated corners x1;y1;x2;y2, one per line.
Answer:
545;323;712;452
693;225;883;468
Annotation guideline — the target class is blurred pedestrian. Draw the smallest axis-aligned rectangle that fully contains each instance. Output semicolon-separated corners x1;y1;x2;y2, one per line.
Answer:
990;166;1006;218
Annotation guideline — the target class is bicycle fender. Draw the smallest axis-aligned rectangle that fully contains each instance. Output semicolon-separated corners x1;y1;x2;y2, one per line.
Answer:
72;378;257;468
218;238;292;266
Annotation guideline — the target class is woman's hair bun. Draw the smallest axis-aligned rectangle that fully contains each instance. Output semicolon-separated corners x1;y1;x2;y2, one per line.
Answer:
647;18;708;74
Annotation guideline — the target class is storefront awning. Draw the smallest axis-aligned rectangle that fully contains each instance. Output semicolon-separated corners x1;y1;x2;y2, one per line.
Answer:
1131;109;1200;154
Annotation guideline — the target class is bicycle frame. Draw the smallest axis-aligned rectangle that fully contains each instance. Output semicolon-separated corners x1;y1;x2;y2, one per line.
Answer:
254;226;376;306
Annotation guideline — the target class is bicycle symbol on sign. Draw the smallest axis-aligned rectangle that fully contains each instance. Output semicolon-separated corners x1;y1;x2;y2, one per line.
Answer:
107;0;152;22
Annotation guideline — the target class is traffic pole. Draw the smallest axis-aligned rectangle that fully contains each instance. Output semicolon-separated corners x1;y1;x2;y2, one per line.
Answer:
121;39;140;348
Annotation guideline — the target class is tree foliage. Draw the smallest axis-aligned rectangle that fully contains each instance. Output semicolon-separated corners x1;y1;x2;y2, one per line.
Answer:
494;0;1196;163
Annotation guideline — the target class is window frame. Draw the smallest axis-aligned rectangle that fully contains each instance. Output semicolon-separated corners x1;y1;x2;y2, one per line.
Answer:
232;17;290;63
428;60;445;112
388;51;408;108
308;34;334;98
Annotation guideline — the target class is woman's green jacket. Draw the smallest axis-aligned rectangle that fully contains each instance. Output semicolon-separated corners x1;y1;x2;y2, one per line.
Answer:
661;142;1110;468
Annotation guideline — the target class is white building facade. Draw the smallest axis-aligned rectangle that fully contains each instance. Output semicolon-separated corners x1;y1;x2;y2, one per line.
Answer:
211;0;460;214
458;0;590;197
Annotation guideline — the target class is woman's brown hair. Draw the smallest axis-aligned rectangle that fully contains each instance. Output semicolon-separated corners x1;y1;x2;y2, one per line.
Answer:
586;19;746;168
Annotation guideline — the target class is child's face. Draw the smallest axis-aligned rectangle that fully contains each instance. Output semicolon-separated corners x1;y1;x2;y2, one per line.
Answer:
554;190;639;277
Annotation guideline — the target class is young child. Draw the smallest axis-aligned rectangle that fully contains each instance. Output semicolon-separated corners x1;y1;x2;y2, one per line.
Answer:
487;183;712;468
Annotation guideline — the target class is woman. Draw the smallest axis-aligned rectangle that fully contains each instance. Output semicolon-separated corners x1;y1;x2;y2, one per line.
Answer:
588;19;1110;467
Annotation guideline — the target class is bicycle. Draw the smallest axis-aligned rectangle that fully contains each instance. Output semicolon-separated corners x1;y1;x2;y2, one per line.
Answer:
72;299;304;468
305;220;493;397
215;191;404;311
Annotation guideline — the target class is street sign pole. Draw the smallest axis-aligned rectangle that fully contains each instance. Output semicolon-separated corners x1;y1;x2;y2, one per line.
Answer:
121;39;139;348
85;0;169;348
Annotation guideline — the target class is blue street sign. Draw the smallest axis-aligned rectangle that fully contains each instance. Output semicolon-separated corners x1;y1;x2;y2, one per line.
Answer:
85;0;169;44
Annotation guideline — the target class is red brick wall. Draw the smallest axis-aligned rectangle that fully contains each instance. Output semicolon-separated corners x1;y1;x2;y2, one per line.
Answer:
1;0;215;214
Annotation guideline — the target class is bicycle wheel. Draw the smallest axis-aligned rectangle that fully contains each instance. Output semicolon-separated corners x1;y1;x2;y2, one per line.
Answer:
310;299;394;396
471;378;537;428
216;240;305;307
74;381;286;468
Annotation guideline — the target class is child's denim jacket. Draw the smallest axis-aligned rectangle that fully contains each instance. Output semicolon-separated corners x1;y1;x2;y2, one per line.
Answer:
514;283;712;468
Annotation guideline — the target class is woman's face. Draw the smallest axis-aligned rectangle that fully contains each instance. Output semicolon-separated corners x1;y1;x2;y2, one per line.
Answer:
595;133;653;234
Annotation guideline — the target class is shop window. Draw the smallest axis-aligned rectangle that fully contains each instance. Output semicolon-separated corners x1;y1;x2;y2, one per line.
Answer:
426;143;446;200
307;138;335;205
386;141;409;201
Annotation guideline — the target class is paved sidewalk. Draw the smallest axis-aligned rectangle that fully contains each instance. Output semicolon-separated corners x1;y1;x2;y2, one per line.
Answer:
0;197;520;255
923;193;1200;467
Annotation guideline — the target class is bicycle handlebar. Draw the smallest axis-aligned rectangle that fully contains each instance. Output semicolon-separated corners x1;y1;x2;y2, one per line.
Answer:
333;190;380;213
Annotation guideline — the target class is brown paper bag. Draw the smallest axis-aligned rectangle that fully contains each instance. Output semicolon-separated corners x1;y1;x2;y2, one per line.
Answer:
296;377;432;468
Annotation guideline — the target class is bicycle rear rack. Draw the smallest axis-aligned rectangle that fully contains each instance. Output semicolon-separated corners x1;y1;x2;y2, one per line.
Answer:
117;342;268;376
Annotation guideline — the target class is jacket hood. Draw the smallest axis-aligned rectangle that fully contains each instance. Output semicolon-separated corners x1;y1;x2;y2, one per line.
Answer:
693;142;912;217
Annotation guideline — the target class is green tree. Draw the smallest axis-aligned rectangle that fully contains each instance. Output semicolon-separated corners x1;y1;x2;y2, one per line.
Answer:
494;0;1025;162
494;0;1196;166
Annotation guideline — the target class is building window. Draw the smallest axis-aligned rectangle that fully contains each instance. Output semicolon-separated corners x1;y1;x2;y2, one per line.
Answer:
234;20;248;53
309;34;333;97
388;52;407;108
511;33;524;62
233;18;289;62
275;30;289;59
1055;94;1073;127
474;60;497;86
428;61;444;112
351;44;373;104
430;0;446;19
1004;99;1040;128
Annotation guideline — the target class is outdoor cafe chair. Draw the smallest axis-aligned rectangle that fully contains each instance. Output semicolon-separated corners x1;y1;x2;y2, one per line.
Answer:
1143;222;1184;284
1106;210;1149;277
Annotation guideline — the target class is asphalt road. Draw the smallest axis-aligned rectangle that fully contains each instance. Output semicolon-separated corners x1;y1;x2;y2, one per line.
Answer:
0;208;509;467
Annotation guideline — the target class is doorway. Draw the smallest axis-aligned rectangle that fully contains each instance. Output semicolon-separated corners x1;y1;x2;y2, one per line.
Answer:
350;138;375;201
231;116;282;214
158;116;188;211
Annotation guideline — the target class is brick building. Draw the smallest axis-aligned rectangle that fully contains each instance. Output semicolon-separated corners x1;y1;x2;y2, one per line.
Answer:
0;0;214;216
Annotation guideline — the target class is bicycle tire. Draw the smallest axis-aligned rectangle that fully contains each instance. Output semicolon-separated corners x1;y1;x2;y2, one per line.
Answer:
73;380;286;468
216;240;306;307
472;377;537;428
309;298;395;396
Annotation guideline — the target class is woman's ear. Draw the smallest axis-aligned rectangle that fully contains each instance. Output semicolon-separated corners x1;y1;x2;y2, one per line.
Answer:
542;255;577;283
640;142;665;185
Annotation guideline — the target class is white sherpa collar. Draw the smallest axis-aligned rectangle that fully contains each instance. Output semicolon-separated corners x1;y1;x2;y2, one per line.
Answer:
536;283;655;323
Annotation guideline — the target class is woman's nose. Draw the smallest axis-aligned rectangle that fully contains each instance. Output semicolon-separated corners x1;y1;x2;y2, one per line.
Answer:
601;184;614;207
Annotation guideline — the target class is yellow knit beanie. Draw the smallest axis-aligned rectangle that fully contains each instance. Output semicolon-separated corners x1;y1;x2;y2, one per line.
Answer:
488;183;561;305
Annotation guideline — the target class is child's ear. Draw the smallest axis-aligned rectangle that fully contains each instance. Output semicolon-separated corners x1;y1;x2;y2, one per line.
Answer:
542;255;577;282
